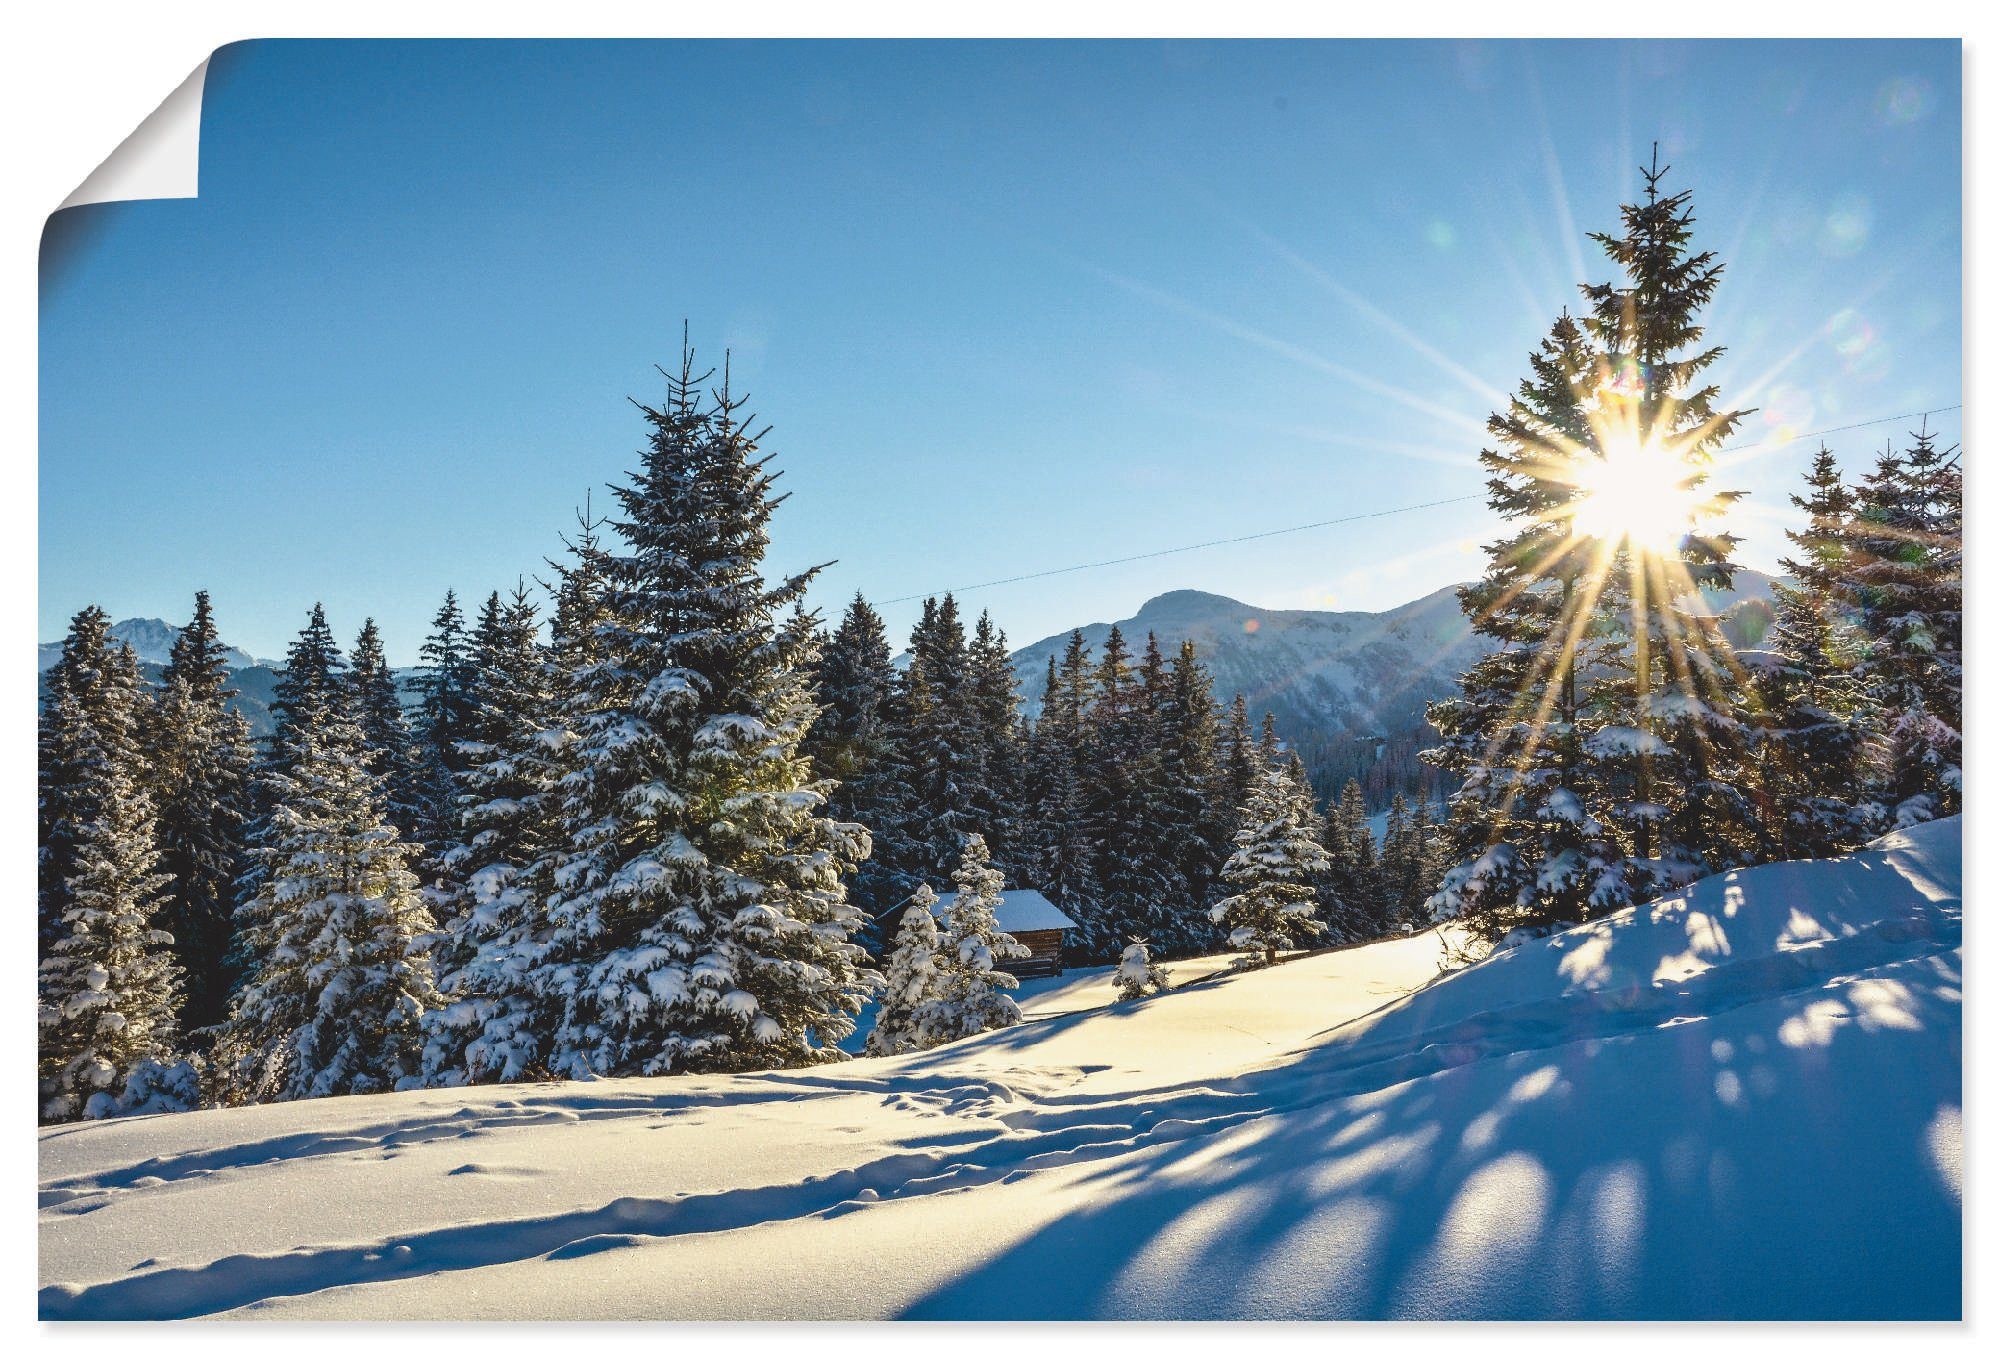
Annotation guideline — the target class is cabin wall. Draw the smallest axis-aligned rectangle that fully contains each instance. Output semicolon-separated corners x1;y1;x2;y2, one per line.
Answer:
1003;929;1067;977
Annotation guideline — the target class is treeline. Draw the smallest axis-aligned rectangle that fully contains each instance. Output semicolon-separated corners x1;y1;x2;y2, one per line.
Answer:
37;349;1442;1123
802;590;1452;962
1424;157;1962;954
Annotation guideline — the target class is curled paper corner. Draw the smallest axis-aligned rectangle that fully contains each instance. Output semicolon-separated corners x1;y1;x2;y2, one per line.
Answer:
59;58;210;211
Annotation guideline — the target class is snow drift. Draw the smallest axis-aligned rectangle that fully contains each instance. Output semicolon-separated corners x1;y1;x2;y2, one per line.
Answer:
39;819;1961;1320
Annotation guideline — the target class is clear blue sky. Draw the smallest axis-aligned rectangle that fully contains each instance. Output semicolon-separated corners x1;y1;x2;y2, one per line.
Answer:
40;39;1961;665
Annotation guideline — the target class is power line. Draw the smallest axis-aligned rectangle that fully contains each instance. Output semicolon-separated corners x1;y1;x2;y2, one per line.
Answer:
878;402;1963;607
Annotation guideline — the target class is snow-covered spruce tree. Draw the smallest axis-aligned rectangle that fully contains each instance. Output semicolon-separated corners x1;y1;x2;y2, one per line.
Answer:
1746;582;1879;858
967;610;1025;875
422;547;595;1084
530;349;876;1077
1423;312;1634;948
409;590;479;858
349;618;424;844
143;592;258;1037
231;603;349;981
1845;427;1962;825
220;704;440;1104
1018;635;1101;926
1210;765;1332;968
894;594;983;885
863;884;944;1057
1077;625;1182;961
41;607;144;955
803;592;910;917
913;835;1026;1046
39;638;186;1122
1740;447;1880;857
1158;640;1226;950
1580;151;1756;888
1114;937;1171;1001
1320;779;1386;941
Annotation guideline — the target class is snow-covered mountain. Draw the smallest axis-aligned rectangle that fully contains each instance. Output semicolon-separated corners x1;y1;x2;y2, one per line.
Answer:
36;617;265;673
37;816;1961;1319
1011;569;1779;798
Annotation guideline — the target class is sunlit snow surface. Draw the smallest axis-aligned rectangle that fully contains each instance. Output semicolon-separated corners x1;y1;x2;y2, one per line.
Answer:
39;819;1961;1320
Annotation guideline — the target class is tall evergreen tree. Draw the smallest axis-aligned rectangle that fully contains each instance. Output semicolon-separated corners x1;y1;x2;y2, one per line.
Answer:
42;607;137;953
219;705;440;1104
145;593;258;1036
1845;427;1962;824
1019;640;1099;921
349;618;423;842
410;590;478;855
803;593;908;915
525;347;876;1076
1427;152;1750;946
1581;148;1754;886
39;636;185;1122
1211;765;1331;968
1077;625;1181;960
966;610;1025;872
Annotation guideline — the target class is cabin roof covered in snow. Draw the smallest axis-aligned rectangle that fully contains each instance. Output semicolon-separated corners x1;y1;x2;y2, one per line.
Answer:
927;888;1076;934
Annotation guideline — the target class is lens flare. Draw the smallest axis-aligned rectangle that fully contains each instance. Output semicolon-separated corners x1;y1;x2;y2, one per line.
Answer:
1568;434;1704;552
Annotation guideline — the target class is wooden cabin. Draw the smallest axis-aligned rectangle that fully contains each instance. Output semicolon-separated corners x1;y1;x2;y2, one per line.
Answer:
923;888;1078;978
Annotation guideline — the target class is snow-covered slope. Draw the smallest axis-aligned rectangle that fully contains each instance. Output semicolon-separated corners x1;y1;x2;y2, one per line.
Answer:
38;819;1960;1321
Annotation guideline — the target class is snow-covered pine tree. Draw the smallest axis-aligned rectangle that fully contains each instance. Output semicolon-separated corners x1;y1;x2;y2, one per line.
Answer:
1213;694;1261;854
349;618;423;842
1580;150;1755;888
1211;764;1331;968
220;703;440;1103
1319;779;1385;942
422;546;595;1084
144;592;258;1036
1018;633;1101;926
232;603;348;973
863;884;944;1057
1159;640;1225;950
896;594;983;885
803;592;909;917
967;610;1025;875
42;606;133;953
1072;625;1181;961
1113;937;1171;1001
1845;426;1962;825
422;585;561;1040
913;835;1026;1046
1742;446;1880;857
39;637;186;1122
1423;312;1633;947
409;590;478;856
530;346;876;1077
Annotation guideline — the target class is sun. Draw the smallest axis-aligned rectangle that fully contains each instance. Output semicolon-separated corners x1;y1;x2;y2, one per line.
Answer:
1568;433;1704;552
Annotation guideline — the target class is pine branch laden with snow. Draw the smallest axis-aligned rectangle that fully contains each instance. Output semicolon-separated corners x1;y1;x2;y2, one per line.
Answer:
1209;766;1331;969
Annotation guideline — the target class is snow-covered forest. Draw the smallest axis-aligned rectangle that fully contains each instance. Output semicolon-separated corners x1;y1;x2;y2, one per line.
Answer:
37;164;1961;1126
37;155;1962;1320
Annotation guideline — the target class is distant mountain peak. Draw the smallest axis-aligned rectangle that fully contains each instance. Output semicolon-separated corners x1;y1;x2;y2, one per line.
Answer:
37;617;265;673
